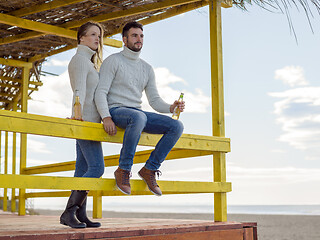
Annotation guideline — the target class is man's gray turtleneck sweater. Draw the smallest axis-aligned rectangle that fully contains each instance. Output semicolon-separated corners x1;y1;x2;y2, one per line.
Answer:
95;46;171;119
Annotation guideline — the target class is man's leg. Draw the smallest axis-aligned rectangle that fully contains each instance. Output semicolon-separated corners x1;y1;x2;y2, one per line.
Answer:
110;107;148;194
138;111;184;196
143;111;184;170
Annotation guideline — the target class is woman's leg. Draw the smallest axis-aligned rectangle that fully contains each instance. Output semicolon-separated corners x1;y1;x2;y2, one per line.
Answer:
76;139;104;178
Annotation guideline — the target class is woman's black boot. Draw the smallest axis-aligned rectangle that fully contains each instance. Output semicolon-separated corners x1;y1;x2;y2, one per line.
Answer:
60;190;87;228
76;197;101;228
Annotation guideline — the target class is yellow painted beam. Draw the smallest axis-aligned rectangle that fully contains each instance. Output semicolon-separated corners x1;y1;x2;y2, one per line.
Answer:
221;0;233;8
0;32;46;46
209;0;227;222
140;1;208;26
0;174;232;193
0;57;32;68
0;131;1;174
18;66;30;216
14;79;43;86
23;149;213;174
0;92;16;97
0;110;231;152
0;76;43;86
3;132;9;211
10;0;85;17
0;13;121;48
210;1;225;138
0;13;77;39
11;102;18;213
0;82;38;91
28;45;76;63
24;190;204;198
92;191;102;219
3;0;200;49
27;0;205;62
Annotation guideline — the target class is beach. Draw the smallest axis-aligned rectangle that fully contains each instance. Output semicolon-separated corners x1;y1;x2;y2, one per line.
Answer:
35;209;320;240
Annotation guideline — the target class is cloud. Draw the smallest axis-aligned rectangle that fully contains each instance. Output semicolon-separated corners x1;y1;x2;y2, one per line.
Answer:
28;138;52;154
43;59;69;67
28;70;72;118
228;163;320;184
30;67;210;119
269;66;320;156
269;86;320;151
0;134;51;154
274;66;308;87
142;67;211;113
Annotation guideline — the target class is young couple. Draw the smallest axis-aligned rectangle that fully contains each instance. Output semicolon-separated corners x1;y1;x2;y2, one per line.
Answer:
60;21;185;228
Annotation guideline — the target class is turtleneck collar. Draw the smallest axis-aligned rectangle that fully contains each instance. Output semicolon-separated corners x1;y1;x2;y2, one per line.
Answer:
121;46;141;61
77;44;96;59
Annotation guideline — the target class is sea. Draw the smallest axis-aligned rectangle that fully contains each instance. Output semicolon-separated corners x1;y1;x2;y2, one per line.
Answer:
95;203;320;216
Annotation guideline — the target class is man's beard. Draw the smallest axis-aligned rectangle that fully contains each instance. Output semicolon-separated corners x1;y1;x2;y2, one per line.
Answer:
128;42;142;52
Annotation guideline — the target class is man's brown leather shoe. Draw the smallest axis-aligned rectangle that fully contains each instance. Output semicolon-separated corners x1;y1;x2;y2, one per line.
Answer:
114;167;131;195
138;167;162;196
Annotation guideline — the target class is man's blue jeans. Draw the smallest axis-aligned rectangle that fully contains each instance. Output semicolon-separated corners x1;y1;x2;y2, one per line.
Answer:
74;139;105;178
110;107;184;171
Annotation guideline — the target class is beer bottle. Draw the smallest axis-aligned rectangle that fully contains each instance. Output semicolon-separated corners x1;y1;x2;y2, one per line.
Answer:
73;90;82;120
172;93;184;120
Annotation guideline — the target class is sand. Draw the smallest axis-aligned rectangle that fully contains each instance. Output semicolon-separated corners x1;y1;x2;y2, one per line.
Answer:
35;209;320;240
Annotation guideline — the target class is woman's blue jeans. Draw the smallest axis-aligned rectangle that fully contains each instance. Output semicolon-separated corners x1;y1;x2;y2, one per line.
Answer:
110;107;184;171
74;139;105;178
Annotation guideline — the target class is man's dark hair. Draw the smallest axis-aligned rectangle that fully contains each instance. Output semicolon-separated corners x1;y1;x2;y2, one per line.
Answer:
122;21;143;37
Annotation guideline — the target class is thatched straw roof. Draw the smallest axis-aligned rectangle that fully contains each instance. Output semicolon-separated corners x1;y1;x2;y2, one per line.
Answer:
0;0;319;110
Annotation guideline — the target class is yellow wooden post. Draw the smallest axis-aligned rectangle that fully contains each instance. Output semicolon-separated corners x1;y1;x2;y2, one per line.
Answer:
3;131;8;211
0;131;1;174
19;66;30;216
11;101;18;212
209;0;227;222
92;190;102;219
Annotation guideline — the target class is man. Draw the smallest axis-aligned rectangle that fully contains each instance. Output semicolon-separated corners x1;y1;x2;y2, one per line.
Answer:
95;21;184;196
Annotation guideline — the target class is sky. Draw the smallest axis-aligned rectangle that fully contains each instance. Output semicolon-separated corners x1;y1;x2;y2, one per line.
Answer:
1;3;320;213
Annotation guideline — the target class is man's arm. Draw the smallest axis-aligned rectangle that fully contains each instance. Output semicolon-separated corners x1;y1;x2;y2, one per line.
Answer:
145;67;172;113
95;56;117;135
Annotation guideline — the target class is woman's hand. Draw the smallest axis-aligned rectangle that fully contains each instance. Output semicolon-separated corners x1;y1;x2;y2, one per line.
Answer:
102;117;117;136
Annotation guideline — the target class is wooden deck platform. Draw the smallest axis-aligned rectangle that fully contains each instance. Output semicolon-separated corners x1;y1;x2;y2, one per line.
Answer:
0;211;257;240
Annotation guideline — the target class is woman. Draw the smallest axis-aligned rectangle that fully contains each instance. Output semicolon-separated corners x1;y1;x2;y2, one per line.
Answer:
60;21;105;229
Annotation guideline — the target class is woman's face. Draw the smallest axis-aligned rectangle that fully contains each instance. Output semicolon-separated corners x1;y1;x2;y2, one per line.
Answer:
79;25;101;51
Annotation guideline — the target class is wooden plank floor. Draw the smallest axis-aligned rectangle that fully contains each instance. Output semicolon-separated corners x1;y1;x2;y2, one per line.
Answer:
0;210;257;240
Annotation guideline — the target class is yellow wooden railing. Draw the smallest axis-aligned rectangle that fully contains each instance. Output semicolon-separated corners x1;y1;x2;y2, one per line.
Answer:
0;110;231;219
0;0;231;221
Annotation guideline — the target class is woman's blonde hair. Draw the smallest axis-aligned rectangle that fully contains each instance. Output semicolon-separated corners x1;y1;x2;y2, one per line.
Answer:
77;21;104;69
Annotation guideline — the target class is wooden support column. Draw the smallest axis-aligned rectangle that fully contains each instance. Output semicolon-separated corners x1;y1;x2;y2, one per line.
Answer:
3;131;8;211
19;66;31;216
11;101;18;212
0;131;1;206
92;190;102;219
209;0;227;222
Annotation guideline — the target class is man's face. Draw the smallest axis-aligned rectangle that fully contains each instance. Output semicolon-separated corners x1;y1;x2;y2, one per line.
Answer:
123;27;144;52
